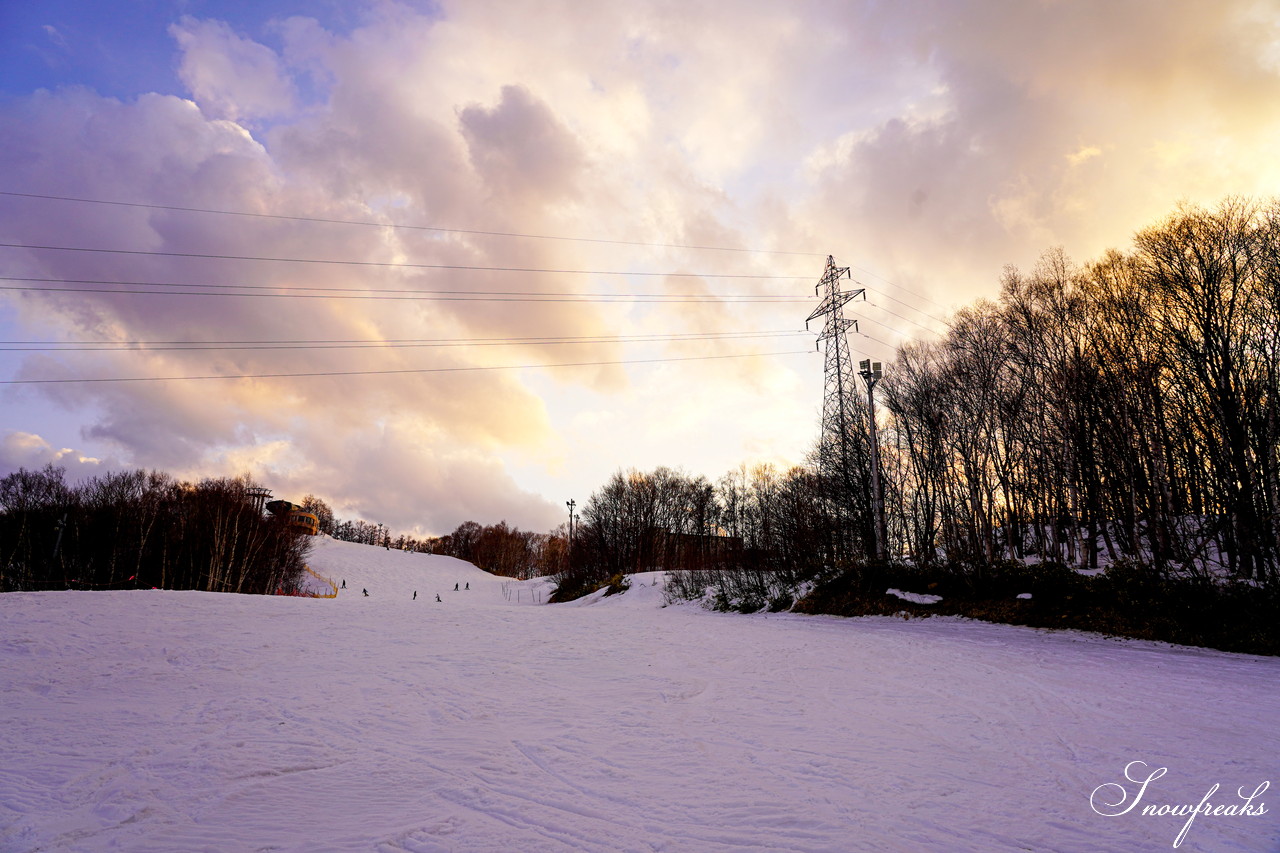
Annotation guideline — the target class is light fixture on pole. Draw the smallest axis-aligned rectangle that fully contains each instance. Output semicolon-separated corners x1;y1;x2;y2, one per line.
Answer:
859;359;887;561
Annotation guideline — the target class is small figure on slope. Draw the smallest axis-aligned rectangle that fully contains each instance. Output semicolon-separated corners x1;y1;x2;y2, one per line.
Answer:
413;590;417;600
435;593;442;602
362;588;369;597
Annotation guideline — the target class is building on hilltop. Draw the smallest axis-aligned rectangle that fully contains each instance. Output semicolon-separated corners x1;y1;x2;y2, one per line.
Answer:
266;500;320;536
640;527;744;571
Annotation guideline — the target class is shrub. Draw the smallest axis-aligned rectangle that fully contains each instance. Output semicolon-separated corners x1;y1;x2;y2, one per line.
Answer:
602;573;631;597
793;560;1280;656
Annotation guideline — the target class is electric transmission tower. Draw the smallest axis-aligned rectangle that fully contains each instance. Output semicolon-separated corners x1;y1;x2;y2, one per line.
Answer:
806;255;875;560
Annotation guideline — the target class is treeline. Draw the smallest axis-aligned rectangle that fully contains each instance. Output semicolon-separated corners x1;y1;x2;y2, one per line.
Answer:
880;199;1279;581
430;520;568;577
0;466;309;594
300;493;561;578
571;465;829;576
554;464;828;604
306;464;825;594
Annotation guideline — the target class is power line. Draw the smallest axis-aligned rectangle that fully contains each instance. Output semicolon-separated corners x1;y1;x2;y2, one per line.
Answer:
857;330;904;352
863;302;943;336
0;194;954;354
844;312;940;346
849;263;953;313
0;243;811;279
0;330;797;346
0;282;810;304
0;190;825;258
0;198;957;328
0;330;809;352
0;349;815;385
0;276;806;303
0;193;960;322
868;288;950;327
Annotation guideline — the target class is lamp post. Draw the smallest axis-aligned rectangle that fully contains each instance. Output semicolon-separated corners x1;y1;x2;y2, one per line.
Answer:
859;359;887;561
565;499;576;553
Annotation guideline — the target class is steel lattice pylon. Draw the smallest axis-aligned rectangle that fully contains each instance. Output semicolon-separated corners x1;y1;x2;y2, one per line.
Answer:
806;255;873;558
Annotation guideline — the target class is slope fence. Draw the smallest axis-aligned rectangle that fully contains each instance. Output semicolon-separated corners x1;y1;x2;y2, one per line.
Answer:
275;565;339;598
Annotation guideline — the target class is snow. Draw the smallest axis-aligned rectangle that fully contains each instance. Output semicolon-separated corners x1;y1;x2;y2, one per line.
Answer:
886;587;943;605
2;537;1277;852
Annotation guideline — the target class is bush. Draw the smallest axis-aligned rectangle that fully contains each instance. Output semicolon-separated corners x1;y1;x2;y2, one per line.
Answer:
767;592;794;612
602;573;631;597
793;559;1280;656
667;565;813;614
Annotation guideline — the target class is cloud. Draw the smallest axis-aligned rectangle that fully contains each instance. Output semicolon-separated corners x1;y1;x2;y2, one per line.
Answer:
801;0;1280;310
170;16;295;121
1066;146;1102;167
459;85;585;209
1;6;652;533
41;25;69;51
4;0;1280;534
278;418;563;535
0;432;118;481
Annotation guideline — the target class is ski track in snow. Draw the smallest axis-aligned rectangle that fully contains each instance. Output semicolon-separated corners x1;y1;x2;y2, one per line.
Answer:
1;537;1277;852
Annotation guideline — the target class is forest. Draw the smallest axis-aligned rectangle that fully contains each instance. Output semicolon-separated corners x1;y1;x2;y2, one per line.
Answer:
881;204;1278;582
0;467;309;595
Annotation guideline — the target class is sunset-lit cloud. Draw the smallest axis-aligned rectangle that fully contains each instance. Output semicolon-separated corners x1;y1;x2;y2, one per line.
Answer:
2;0;1279;535
170;16;296;122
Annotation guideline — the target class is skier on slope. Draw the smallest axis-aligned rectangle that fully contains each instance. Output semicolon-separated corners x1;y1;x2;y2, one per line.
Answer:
362;588;369;597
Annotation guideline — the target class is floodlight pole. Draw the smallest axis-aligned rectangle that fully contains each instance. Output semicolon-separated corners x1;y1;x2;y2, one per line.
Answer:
51;513;67;563
566;499;576;550
860;361;887;561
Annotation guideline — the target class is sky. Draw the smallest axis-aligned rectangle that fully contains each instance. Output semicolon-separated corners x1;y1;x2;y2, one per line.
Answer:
2;0;1280;537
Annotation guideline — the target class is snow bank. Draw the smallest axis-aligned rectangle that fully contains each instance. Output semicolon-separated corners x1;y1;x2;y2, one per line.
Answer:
555;571;669;609
887;587;943;604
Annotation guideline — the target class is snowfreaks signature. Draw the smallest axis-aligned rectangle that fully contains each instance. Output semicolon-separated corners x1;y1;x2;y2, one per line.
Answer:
1090;760;1270;848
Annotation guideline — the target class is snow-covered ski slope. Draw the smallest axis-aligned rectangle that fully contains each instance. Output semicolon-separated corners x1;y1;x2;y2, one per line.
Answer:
2;537;1276;852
